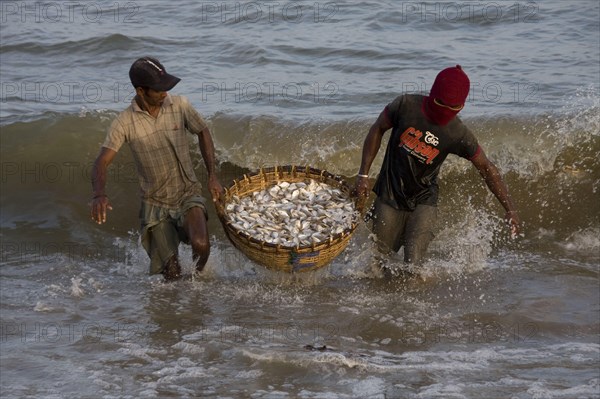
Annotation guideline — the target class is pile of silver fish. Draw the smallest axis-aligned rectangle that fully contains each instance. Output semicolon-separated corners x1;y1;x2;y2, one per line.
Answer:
225;179;357;247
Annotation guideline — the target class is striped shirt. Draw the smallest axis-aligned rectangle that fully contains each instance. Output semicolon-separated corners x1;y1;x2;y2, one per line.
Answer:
102;94;208;208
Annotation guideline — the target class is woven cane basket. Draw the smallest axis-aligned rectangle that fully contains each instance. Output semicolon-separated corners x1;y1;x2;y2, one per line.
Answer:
216;165;358;273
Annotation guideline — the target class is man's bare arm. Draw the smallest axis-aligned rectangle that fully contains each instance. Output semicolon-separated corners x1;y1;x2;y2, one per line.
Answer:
91;147;117;224
353;109;393;197
197;127;223;202
471;148;521;237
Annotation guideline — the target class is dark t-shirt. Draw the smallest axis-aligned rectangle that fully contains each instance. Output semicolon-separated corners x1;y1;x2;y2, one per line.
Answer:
372;94;480;211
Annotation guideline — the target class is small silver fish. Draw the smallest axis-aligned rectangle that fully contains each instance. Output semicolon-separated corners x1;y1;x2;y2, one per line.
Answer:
225;178;357;246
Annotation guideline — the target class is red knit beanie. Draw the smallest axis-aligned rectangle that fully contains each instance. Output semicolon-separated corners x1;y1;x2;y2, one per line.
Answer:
423;65;470;125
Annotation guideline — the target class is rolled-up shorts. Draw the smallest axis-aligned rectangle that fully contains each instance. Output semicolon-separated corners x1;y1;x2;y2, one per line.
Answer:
367;197;437;264
140;196;208;275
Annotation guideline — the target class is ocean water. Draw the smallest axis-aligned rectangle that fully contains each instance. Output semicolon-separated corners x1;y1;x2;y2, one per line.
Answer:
1;1;599;398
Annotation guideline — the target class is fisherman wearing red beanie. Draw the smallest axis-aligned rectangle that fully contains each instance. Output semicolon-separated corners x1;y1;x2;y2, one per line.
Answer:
353;65;520;274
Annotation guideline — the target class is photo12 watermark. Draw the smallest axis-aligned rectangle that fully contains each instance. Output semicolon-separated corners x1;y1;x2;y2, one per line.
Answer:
0;1;141;24
175;321;340;346
396;320;540;346
0;80;340;106
0;321;147;344
1;79;538;106
196;2;339;23
401;80;540;104
1;81;136;105
0;320;339;346
1;240;131;264
0;161;138;185
399;2;539;23
199;81;339;104
0;2;340;25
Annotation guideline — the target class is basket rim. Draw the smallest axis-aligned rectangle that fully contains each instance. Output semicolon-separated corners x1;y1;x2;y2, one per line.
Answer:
216;165;359;251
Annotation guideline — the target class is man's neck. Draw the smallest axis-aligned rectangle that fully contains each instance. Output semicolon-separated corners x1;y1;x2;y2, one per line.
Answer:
135;95;161;118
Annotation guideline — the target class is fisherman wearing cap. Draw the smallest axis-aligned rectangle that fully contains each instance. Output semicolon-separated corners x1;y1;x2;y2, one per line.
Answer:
91;57;223;281
353;65;521;273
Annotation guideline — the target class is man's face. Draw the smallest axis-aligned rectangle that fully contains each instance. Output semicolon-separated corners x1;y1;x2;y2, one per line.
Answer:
140;87;167;107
